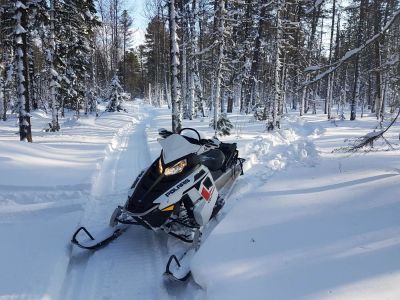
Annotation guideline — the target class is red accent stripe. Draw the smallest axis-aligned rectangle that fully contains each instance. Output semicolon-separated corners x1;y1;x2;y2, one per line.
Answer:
201;187;211;201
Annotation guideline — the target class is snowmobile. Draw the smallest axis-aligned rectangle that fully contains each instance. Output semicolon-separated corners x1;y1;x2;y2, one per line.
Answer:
71;128;245;280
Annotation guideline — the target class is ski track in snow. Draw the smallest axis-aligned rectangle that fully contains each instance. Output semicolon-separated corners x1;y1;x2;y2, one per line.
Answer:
60;106;174;300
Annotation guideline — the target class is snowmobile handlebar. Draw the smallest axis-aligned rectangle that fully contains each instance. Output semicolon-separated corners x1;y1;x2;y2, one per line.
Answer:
158;127;219;147
179;128;202;141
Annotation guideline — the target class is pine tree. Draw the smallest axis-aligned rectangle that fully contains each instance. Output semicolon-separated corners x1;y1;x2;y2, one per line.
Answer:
120;9;133;90
106;74;124;112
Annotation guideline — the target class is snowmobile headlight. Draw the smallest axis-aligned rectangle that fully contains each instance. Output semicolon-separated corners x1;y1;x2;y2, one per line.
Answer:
164;159;187;176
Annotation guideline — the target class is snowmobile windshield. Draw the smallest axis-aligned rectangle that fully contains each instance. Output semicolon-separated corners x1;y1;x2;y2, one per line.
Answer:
159;134;202;164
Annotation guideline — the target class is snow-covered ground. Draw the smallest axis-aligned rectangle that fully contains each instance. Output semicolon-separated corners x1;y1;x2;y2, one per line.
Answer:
0;103;399;299
191;114;400;300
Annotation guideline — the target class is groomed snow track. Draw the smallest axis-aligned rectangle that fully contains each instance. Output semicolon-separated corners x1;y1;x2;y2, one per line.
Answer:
60;105;174;300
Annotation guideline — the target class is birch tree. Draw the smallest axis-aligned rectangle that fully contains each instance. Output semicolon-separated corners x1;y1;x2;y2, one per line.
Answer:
169;0;182;133
272;0;284;128
48;0;59;131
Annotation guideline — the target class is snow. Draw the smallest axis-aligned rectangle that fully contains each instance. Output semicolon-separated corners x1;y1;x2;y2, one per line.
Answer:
304;65;321;72
15;1;27;9
365;130;383;138
0;103;144;298
15;24;26;35
305;0;324;14
191;114;400;299
1;103;399;299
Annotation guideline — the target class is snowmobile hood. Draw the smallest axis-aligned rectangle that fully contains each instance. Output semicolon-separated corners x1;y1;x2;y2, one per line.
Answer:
158;134;202;164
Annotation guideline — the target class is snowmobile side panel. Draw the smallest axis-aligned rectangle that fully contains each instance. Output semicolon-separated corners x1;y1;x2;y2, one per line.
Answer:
154;165;208;210
193;175;219;225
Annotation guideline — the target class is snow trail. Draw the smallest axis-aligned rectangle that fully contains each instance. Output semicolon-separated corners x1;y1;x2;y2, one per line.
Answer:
60;105;172;300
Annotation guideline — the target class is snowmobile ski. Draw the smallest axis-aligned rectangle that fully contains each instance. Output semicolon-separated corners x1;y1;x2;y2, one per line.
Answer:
165;249;196;281
165;228;202;281
71;224;128;250
164;169;241;281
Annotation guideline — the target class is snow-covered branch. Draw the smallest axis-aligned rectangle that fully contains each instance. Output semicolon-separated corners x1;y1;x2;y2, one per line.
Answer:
335;108;400;153
303;9;400;87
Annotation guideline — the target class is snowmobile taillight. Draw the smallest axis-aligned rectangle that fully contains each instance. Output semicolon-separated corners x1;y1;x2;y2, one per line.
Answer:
164;159;187;176
161;204;175;212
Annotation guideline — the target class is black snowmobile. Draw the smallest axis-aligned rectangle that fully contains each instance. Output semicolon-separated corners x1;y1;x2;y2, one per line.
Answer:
71;128;245;280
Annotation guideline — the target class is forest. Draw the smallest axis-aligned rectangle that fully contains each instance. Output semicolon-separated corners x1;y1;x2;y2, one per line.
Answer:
0;0;399;141
1;1;400;298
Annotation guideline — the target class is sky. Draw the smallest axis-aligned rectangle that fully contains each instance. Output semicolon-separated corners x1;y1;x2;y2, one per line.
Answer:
128;0;147;48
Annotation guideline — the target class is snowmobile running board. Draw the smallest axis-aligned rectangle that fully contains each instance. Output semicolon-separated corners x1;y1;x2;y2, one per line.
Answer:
71;225;128;250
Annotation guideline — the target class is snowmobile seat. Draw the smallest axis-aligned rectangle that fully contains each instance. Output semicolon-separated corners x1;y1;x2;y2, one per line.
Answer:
219;142;237;170
199;149;225;171
219;142;237;158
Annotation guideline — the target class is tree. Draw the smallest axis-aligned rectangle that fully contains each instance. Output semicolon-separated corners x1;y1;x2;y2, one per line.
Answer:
169;0;182;133
15;0;32;142
142;15;169;106
350;0;367;121
213;0;226;135
106;74;124;112
48;0;59;131
120;9;133;89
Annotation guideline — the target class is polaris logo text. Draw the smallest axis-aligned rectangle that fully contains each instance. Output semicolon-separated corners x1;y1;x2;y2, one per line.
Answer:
165;179;190;197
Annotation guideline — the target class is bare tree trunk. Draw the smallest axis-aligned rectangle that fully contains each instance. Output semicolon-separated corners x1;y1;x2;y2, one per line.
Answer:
181;39;187;117
273;0;283;127
245;3;266;112
242;0;253;113
0;76;4;120
281;53;288;115
213;0;225;135
301;1;321;116
326;0;336;119
350;0;366;121
16;0;32;142
161;8;170;109
169;0;182;133
148;83;152;105
49;0;59;131
187;0;197;119
373;0;382;118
